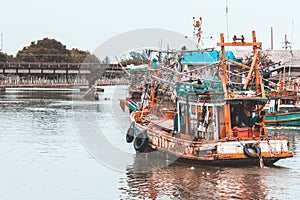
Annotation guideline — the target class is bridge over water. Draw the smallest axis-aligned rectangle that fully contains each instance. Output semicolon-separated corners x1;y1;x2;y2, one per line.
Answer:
0;62;129;89
0;62;99;75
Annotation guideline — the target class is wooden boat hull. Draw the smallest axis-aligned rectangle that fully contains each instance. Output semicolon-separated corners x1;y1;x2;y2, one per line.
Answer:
163;153;280;167
130;123;292;167
265;111;300;126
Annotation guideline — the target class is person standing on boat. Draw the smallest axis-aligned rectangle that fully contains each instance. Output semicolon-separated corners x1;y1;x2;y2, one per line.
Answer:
252;111;266;136
232;114;246;128
173;109;178;137
141;91;150;109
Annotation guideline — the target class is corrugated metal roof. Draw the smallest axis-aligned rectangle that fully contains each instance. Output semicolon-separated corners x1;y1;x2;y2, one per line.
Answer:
232;50;300;66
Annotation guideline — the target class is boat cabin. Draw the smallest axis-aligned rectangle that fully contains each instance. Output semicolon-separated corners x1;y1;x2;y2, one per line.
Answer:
264;90;299;113
174;79;267;141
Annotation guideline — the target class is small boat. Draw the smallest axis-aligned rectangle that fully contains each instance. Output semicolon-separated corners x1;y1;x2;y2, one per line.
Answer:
94;86;104;100
264;89;300;126
125;31;293;167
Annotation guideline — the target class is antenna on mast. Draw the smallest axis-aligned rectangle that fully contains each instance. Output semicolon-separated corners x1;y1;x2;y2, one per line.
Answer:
270;27;273;50
282;34;292;50
225;0;229;41
193;17;203;49
0;33;3;52
291;19;294;46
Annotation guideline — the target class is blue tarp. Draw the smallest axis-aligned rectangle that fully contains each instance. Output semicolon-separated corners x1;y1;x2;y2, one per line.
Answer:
182;51;240;64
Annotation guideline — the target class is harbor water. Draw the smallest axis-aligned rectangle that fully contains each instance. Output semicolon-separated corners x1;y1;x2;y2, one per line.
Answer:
0;86;299;199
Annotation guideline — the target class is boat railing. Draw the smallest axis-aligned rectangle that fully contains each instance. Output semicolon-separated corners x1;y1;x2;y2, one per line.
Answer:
175;81;223;99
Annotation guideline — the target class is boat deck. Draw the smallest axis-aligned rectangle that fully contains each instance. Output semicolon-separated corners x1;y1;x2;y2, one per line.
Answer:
150;118;174;131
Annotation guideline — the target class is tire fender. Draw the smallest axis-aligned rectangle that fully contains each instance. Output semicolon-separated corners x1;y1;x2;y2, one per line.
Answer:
243;143;261;159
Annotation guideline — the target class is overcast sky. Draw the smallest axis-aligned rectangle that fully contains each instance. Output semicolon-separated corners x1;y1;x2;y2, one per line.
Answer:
1;0;299;55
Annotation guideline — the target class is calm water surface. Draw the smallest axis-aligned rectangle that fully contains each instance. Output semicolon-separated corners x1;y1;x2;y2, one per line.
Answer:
0;86;299;200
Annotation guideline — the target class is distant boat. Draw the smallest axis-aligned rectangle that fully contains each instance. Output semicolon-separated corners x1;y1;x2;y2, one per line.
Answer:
126;64;148;71
264;90;300;126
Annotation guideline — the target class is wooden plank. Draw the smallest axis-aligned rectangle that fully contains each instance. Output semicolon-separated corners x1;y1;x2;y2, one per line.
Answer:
217;42;262;47
151;119;174;130
243;53;258;90
224;58;250;69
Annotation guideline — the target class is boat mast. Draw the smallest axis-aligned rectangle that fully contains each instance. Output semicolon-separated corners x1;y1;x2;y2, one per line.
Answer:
252;31;261;96
149;54;156;106
219;33;232;138
217;31;263;138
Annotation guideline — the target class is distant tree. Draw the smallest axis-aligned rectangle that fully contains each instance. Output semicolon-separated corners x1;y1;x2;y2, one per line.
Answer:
16;38;71;62
84;54;101;63
243;51;275;69
16;38;100;63
0;52;14;62
70;48;100;63
129;49;150;64
70;48;88;63
0;52;6;62
102;56;110;64
120;59;144;66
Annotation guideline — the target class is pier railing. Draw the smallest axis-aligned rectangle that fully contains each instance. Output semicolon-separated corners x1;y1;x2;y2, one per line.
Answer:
0;62;102;75
0;76;89;88
0;62;101;69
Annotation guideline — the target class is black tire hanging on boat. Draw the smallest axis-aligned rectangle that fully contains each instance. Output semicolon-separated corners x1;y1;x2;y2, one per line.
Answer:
126;132;134;143
134;131;149;152
243;143;261;159
126;122;135;143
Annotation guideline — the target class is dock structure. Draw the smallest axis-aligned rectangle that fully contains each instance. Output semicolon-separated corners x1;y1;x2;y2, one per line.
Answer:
0;62;130;89
0;62;97;75
0;62;127;77
0;83;88;89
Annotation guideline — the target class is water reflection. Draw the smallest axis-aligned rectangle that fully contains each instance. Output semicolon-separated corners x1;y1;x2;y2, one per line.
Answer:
120;127;300;200
120;153;271;199
1;90;76;100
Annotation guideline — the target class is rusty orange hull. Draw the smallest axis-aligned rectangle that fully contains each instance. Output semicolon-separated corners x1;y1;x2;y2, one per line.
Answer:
131;122;293;167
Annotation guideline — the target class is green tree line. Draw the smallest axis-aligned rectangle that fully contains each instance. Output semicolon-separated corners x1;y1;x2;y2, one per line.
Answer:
0;38;100;63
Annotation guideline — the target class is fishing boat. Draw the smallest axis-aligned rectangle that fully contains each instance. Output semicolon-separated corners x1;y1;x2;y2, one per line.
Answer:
255;51;300;126
124;67;147;113
125;31;293;167
264;88;300;126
